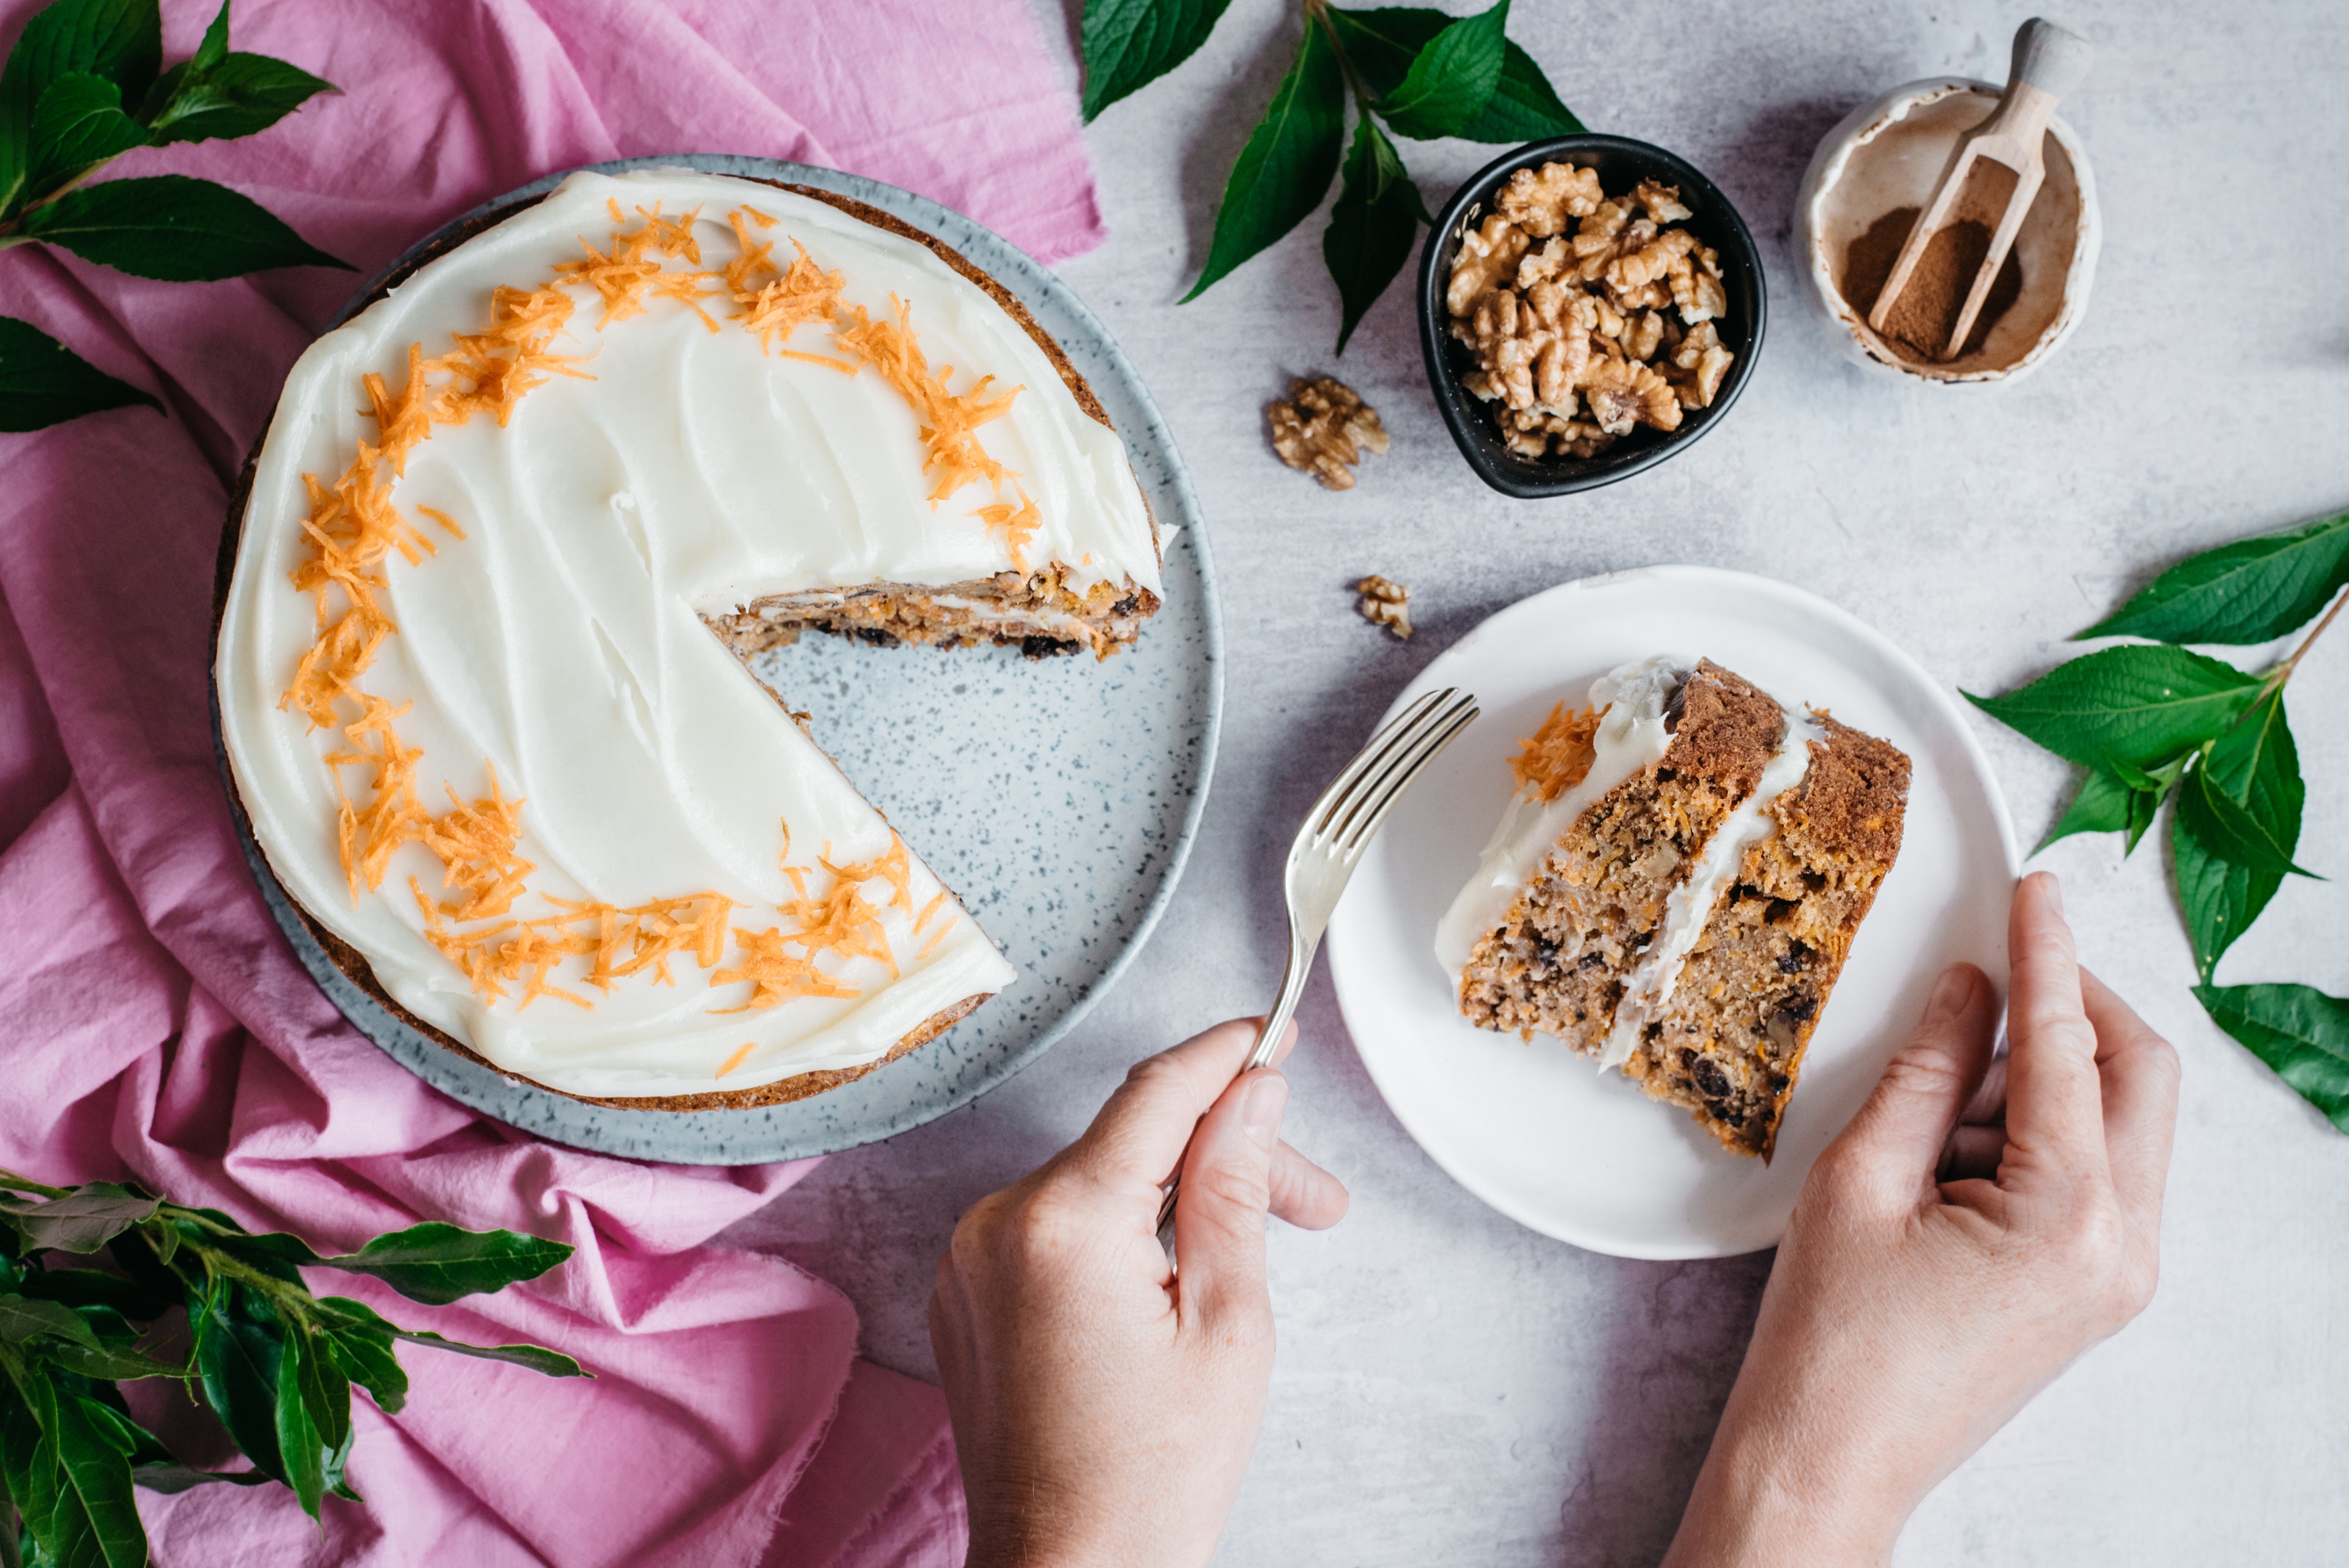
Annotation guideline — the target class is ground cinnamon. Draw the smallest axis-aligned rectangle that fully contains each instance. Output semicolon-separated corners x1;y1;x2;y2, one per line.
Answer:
1841;160;2025;363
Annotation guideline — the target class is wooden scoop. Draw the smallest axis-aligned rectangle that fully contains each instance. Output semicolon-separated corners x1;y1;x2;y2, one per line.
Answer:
1866;17;2093;360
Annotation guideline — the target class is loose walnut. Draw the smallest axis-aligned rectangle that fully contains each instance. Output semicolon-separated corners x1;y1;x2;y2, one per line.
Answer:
1268;376;1389;491
1443;159;1735;461
1355;574;1412;639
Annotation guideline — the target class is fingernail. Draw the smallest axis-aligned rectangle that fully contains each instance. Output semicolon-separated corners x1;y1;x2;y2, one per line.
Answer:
2039;871;2065;916
1928;965;1977;1022
1239;1073;1288;1150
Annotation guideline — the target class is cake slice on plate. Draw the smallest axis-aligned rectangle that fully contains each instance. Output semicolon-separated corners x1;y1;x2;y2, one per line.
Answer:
1436;657;1911;1158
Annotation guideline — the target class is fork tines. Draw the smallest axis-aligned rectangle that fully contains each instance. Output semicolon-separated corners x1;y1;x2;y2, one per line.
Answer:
1316;688;1480;851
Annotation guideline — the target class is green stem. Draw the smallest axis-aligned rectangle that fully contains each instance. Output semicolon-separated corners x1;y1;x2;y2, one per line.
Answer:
0;1172;72;1200
1304;0;1373;112
2262;585;2346;699
0;151;133;247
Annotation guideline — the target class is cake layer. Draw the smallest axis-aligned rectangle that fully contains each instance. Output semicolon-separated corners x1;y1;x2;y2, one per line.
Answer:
217;169;1161;1101
1444;657;1909;1158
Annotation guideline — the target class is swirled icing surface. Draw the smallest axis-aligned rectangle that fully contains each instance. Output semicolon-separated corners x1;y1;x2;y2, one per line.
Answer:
217;169;1159;1099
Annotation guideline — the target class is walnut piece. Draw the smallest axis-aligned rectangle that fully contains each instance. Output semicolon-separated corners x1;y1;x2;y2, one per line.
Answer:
1444;160;1735;461
1355;574;1412;639
1267;376;1389;491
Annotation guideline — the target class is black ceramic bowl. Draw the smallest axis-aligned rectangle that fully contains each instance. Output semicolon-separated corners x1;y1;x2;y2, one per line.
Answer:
1418;134;1767;499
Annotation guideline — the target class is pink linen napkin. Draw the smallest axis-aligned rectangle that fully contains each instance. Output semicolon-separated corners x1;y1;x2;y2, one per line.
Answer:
0;1;1105;1562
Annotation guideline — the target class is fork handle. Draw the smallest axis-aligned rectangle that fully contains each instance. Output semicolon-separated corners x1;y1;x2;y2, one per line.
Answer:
1156;921;1317;1244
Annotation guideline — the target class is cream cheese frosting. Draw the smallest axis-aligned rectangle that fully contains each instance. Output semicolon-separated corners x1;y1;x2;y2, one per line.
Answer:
1434;655;1688;979
1598;705;1821;1068
216;168;1161;1099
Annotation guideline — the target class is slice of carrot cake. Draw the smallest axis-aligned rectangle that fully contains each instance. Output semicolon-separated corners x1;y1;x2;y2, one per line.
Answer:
1435;656;1910;1158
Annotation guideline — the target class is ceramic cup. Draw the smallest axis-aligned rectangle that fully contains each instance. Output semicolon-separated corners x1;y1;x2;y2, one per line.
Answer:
1796;77;2100;386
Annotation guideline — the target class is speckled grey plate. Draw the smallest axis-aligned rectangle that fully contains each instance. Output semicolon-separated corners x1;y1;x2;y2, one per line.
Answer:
221;155;1221;1165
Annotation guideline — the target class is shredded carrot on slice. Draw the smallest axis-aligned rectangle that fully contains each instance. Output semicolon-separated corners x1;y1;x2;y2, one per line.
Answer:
976;486;1041;573
417;505;466;539
916;917;954;960
714;1041;757;1079
1508;702;1606;804
913;889;948;933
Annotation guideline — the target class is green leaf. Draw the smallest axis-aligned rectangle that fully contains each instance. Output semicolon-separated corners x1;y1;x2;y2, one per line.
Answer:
319;1222;573;1309
24;72;144;193
2081;510;2349;646
0;315;158;431
2177;754;2319;880
2172;689;2303;980
0;0;161;215
310;1309;406;1415
43;1342;181;1383
189;1281;284;1485
0;1301;98;1354
1459;39;1581;141
2038;767;2135;851
390;1329;587;1382
0;1188;159;1257
1964;645;2264;773
1323;113;1423;354
1324;7;1579;140
270;1330;323;1518
43;1392;145;1568
19;173;348;279
130;1462;270;1495
1078;0;1231;122
17;1269;169;1324
1373;0;1509;141
139;1;332;152
1179;15;1345;303
2196;983;2349;1133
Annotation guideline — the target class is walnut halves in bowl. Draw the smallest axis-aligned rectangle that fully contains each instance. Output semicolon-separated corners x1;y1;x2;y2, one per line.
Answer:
1445;160;1737;462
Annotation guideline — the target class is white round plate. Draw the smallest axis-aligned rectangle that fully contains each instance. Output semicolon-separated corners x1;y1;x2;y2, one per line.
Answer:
1324;566;2019;1259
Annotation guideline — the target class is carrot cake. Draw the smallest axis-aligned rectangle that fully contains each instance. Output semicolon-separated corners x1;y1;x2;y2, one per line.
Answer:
1436;657;1910;1157
213;168;1163;1105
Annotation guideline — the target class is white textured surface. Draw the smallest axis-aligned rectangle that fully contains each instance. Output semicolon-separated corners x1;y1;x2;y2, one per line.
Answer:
725;2;2349;1561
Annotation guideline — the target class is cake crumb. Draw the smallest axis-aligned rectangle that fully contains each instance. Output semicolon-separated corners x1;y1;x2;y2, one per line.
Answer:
1355;574;1412;639
1269;376;1388;490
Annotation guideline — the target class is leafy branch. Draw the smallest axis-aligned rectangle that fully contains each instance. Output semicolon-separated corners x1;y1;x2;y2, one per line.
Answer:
1967;508;2349;1131
0;0;347;434
0;1169;582;1567
1081;0;1581;351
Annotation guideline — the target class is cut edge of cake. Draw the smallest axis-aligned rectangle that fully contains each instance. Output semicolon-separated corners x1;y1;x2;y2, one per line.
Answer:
1450;658;1911;1159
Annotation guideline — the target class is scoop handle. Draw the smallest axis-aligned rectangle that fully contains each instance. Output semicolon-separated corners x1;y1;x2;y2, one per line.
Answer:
2011;17;2093;101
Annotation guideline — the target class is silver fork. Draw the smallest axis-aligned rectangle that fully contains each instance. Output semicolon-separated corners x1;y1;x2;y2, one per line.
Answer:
1156;686;1480;1244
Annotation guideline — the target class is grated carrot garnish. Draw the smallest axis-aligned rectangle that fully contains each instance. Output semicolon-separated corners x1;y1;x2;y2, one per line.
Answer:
714;1041;757;1079
710;925;861;1013
975;486;1040;573
915;917;953;960
1508;702;1607;804
417;505;466;540
913;889;948;933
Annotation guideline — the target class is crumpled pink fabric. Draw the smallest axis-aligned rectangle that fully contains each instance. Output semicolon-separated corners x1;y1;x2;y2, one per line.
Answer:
0;1;1105;1562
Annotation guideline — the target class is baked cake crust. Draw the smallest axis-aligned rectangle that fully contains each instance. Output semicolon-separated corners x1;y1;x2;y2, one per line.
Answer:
212;174;1150;1111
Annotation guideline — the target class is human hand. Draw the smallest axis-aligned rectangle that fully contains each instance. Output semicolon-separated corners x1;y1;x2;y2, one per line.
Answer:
930;1017;1350;1568
1663;871;2180;1567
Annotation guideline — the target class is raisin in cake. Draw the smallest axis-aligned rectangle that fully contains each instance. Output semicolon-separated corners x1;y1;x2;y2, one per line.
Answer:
1434;656;1910;1157
213;168;1162;1107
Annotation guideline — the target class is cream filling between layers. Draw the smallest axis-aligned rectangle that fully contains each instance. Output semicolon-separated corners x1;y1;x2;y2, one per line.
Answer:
215;168;1166;1098
1434;655;1690;981
1599;708;1823;1068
